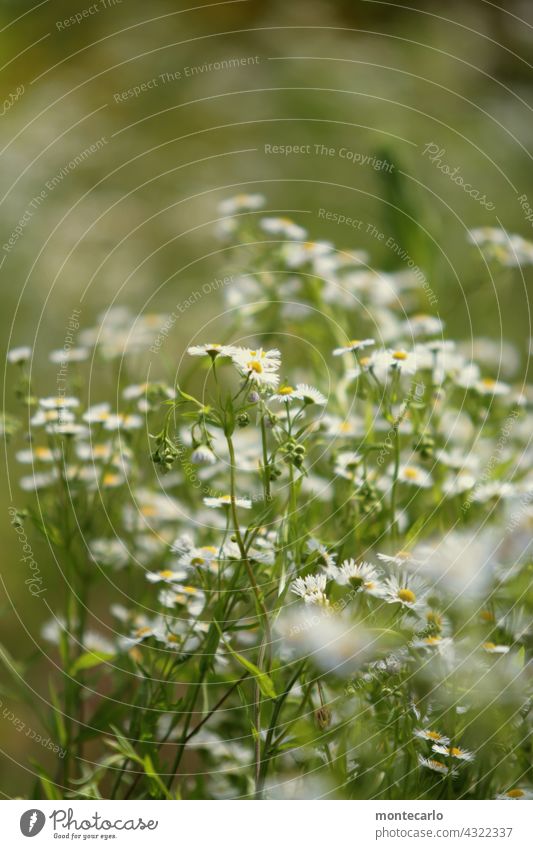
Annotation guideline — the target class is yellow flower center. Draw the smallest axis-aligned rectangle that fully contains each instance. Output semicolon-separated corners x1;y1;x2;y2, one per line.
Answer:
364;581;375;590
426;731;443;741
159;570;174;579
398;588;416;604
396;550;411;559
403;467;419;480
359;356;370;367
191;557;206;567
483;641;496;650
450;747;463;757
427;611;443;629
166;634;179;643
135;626;152;638
481;377;496;388
506;789;525;798
392;350;408;361
183;586;197;594
349;339;361;347
247;360;263;373
35;447;50;459
103;473;119;485
279;385;295;395
339;422;352;433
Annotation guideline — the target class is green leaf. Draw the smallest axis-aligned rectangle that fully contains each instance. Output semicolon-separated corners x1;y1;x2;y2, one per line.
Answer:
69;651;114;676
223;641;276;699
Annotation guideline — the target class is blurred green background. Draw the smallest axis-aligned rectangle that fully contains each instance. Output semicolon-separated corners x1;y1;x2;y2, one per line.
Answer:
1;0;533;795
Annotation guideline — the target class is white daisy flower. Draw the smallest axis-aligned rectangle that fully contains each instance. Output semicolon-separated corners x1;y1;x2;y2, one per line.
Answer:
203;494;252;510
333;338;375;356
377;550;420;568
294;384;327;406
270;384;300;404
474;377;511;396
218;193;265;215
83;403;112;424
7;346;32;364
496;788;533;800
482;641;511;654
187;343;237;359
16;446;58;463
385;574;426;609
307;539;338;576
158;584;205;617
260;216;307;240
89;538;130;569
401;314;444;337
282;240;333;268
31;408;75;426
418;756;457;776
39;396;79;410
415;729;450;745
231;346;281;387
432;744;474;762
290;573;329;606
373;349;418;377
46;422;89;438
412;635;453;652
19;471;58;491
49;347;89;363
397;465;433;488
146;568;188;584
335;560;385;597
443;472;476;496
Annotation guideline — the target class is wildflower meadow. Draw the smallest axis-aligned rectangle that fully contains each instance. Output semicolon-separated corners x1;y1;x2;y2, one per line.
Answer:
3;196;533;801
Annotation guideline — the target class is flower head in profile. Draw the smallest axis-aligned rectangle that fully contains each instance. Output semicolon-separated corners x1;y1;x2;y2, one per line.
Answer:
187;343;236;360
432;744;474;762
334;559;385;597
218;193;265;215
333;339;375;356
203;494;252;510
290;573;329;606
7;346;32;364
415;729;450;745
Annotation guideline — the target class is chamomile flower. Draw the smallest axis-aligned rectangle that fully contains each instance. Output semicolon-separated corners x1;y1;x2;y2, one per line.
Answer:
294;384;327;406
474;377;511;396
401;314;444;337
377;550;420;568
412;635;453;652
39;396;79;410
415;729;450;745
306;539;338;576
290;573;329;606
397;465;433;488
19;471;58;491
282;240;333;268
482;641;511;654
31;408;75;427
16;446;58;463
333;338;375;356
187;343;237;359
270;385;300;404
146;568;188;584
7;346;32;363
203;494;252;510
432;744;474;762
158;585;206;616
373;349;418;377
49;347;89;363
418;756;457;776
335;560;385;597
385;574;426;609
231;346;281;387
260;216;307;240
218;193;265;215
496;788;533;800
